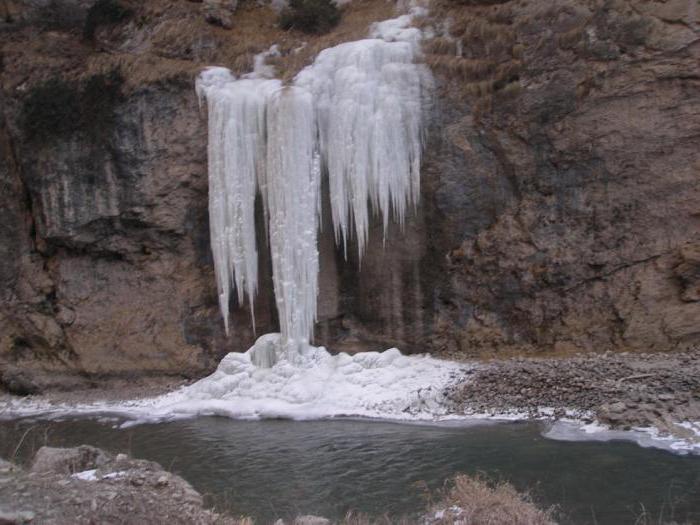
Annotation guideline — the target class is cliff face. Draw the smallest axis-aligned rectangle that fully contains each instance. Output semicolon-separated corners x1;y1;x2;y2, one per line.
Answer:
427;0;700;357
0;0;698;389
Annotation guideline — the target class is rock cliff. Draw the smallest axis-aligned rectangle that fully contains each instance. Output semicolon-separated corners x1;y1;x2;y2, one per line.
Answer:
0;0;698;390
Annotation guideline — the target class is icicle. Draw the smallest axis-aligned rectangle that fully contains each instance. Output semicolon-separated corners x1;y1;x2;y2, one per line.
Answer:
265;87;320;353
295;6;430;260
196;68;281;334
198;7;431;349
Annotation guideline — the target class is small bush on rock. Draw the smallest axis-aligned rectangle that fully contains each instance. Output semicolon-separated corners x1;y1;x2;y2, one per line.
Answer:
278;0;340;34
83;0;133;40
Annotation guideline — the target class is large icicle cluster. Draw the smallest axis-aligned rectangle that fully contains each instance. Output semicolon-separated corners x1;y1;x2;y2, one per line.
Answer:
196;9;431;352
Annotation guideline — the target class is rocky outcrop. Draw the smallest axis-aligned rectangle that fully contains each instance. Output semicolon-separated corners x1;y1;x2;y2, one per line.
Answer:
0;446;243;524
0;0;698;387
426;0;700;357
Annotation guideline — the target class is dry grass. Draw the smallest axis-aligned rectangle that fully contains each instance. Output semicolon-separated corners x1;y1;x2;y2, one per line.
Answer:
421;0;523;107
430;473;558;525
269;0;396;81
426;56;495;81
289;474;557;524
1;0;398;95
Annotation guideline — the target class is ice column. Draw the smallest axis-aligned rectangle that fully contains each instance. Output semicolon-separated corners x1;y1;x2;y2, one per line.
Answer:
197;8;431;350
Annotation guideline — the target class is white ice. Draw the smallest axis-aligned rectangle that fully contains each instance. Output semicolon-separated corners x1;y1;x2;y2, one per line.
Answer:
0;335;468;423
71;469;98;481
197;7;431;343
70;469;128;481
196;69;282;334
544;419;700;455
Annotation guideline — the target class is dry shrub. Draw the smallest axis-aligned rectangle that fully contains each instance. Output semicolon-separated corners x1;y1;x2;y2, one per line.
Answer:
83;0;133;41
278;0;341;34
557;27;584;50
339;511;413;525
421;0;526;105
424;37;458;56
431;474;558;525
427;56;494;81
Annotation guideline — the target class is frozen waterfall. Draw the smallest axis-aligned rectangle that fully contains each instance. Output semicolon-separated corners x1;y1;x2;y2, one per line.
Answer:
196;8;432;353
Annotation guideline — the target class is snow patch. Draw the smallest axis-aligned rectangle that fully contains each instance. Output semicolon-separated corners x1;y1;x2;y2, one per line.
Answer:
0;336;468;423
71;469;98;481
71;469;128;481
544;419;700;455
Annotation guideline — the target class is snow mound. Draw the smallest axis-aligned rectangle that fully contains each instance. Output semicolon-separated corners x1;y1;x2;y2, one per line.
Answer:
137;334;467;421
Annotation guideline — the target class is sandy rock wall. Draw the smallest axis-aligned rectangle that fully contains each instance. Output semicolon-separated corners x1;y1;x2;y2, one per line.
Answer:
0;0;698;388
426;0;700;357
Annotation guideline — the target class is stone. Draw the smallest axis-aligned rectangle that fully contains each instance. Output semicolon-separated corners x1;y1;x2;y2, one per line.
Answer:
202;0;237;28
0;367;40;396
31;446;111;475
0;458;17;474
674;243;700;302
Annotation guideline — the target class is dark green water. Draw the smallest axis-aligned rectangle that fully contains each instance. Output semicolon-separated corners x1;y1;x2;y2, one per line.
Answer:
1;417;699;524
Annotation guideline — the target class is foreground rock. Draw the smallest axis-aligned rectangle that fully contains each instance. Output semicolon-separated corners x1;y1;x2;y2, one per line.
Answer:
447;348;700;438
0;446;242;524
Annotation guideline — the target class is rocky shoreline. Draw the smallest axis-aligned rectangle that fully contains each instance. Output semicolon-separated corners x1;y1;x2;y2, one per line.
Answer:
0;446;554;525
445;348;700;443
3;349;699;448
0;445;242;525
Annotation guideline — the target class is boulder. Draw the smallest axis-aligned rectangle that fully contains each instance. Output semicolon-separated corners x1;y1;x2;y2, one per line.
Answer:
674;243;700;302
31;446;111;475
0;367;40;396
202;0;237;28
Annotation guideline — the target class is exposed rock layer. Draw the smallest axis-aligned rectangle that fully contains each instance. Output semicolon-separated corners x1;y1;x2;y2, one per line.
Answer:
0;0;698;388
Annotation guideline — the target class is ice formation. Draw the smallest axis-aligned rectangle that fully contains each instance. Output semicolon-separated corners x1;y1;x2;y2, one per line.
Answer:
196;8;431;348
141;334;465;420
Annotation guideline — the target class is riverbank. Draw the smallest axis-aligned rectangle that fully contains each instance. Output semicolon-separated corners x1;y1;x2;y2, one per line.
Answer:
2;348;699;452
444;348;700;446
0;446;242;524
0;446;555;525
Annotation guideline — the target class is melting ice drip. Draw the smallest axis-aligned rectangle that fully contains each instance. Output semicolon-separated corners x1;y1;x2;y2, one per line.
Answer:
196;9;432;358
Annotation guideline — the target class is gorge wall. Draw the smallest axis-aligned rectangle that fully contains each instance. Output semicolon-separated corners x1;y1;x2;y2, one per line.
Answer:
0;0;698;390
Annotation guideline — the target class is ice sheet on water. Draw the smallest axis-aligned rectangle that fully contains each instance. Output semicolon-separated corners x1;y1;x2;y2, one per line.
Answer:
544;419;700;455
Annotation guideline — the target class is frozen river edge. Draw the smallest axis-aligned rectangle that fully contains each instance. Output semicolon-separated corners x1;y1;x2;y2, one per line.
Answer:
2;342;699;456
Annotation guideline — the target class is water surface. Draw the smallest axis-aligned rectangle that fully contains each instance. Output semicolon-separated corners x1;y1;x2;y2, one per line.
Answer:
1;418;698;524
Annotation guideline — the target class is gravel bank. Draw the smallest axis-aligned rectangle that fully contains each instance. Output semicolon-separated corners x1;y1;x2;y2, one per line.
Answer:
446;349;700;439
